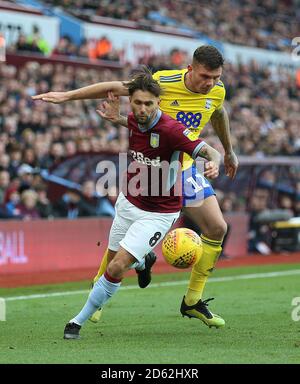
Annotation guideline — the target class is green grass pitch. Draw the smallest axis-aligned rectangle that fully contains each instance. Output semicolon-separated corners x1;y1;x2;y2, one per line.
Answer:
0;263;300;364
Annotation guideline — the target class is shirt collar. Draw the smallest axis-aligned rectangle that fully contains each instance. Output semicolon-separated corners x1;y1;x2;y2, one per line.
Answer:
138;109;162;132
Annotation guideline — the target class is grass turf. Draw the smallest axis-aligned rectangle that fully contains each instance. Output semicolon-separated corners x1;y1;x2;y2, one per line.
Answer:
0;263;300;364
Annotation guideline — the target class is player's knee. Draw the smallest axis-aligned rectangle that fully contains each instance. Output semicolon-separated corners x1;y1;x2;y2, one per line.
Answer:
107;259;125;279
204;220;227;241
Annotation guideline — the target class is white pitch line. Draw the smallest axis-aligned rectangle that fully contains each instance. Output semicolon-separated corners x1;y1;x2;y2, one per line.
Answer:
3;269;300;302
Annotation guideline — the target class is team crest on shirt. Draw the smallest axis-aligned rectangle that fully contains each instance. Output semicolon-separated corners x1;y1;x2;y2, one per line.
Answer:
205;99;212;109
150;133;160;148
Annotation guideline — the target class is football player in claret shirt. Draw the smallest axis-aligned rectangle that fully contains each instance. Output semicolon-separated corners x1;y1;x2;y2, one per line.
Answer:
33;45;238;328
63;68;221;339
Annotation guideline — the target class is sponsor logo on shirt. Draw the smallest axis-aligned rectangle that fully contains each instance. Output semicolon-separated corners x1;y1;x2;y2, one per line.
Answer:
176;111;202;128
170;100;180;106
130;150;161;166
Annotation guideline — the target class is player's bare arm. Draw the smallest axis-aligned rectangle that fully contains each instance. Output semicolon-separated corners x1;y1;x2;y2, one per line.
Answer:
32;81;129;103
210;106;239;179
196;144;221;180
96;92;128;127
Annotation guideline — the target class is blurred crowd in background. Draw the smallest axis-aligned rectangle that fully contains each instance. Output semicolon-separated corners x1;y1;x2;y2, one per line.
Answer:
0;57;299;222
6;0;299;60
7;30;123;63
41;0;298;52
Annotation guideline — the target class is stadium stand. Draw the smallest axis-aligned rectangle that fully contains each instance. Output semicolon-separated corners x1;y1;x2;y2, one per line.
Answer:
41;0;299;52
0;55;299;220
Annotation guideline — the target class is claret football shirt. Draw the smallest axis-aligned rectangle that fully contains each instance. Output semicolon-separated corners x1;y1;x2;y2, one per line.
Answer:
123;110;206;213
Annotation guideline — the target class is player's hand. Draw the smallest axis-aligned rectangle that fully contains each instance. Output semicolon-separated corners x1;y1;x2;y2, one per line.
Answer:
224;150;238;179
32;91;70;103
96;91;121;123
203;161;219;179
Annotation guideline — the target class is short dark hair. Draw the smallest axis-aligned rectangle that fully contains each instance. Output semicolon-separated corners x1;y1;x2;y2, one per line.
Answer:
193;45;224;70
124;66;161;97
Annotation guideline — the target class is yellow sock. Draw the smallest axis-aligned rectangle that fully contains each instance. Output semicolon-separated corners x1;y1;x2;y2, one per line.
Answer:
185;235;223;306
93;249;109;284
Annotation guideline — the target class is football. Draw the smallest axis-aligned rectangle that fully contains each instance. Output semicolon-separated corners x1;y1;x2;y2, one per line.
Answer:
162;227;202;269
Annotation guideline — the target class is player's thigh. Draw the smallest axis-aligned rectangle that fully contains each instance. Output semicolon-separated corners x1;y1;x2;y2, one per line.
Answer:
108;193;138;252
183;195;227;240
119;211;180;262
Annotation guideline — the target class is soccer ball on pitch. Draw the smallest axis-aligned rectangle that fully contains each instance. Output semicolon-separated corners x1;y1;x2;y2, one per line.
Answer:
161;228;202;269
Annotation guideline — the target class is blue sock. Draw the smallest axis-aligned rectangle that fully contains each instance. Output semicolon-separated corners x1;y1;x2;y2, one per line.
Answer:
70;273;121;325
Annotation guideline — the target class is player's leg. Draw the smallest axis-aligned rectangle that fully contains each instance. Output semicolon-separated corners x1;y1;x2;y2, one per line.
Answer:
91;224;157;291
118;208;180;273
92;249;109;285
65;202;180;338
89;248;109;322
64;247;136;339
115;205;180;295
183;195;227;300
89;192;133;323
181;165;227;327
89;249;156;323
89;193;172;323
92;246;157;291
89;248;116;323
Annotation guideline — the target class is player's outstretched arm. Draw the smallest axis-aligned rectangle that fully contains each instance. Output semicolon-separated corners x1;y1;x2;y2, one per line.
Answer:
196;143;222;180
210;106;239;179
96;92;128;127
32;81;129;104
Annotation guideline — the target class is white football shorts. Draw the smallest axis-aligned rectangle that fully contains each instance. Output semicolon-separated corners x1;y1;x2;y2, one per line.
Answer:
108;192;180;262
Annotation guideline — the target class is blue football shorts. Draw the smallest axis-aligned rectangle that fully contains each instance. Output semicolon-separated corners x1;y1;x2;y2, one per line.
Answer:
182;163;215;207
